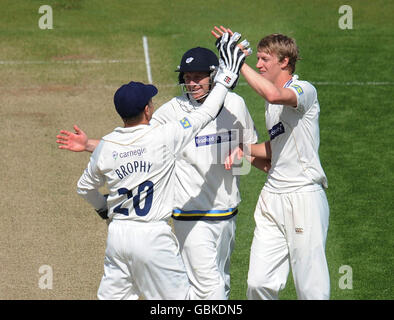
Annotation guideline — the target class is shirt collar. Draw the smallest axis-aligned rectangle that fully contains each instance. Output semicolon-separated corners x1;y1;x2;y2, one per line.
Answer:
283;74;299;88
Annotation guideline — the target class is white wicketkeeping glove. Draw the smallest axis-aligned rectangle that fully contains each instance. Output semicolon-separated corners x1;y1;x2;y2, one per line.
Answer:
214;32;251;89
214;59;239;89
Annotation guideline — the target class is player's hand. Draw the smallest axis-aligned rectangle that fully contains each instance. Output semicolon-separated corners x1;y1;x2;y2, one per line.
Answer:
211;25;252;57
95;194;109;220
95;207;109;220
225;145;244;170
56;124;88;152
247;158;272;173
211;25;234;38
262;159;271;173
212;26;233;51
213;31;250;89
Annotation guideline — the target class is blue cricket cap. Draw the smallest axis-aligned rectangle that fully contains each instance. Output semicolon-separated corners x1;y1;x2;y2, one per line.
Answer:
114;81;158;118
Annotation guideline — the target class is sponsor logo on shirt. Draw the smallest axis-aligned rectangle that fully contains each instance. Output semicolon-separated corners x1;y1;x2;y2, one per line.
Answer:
195;130;236;147
180;117;191;129
112;148;146;160
268;122;285;140
119;147;146;158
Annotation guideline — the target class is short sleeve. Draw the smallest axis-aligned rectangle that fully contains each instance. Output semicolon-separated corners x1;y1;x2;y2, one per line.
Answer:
288;81;317;114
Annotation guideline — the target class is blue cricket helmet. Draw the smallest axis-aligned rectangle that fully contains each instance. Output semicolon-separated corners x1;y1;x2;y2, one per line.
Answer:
175;47;219;84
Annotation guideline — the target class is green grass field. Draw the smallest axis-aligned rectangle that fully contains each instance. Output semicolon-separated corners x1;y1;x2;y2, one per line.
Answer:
0;0;393;299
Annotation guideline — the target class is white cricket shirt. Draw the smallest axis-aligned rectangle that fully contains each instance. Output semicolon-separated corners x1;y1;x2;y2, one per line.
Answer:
263;75;328;193
77;84;228;222
151;91;258;220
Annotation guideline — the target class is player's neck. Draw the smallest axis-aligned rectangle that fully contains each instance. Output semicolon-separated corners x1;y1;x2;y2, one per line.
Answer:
123;117;150;128
275;72;293;88
187;93;207;105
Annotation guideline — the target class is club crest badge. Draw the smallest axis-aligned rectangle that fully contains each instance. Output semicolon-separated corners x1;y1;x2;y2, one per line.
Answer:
180;117;191;129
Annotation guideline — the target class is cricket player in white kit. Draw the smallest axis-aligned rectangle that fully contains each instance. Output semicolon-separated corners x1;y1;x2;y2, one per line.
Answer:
150;47;262;299
75;33;250;300
213;27;330;299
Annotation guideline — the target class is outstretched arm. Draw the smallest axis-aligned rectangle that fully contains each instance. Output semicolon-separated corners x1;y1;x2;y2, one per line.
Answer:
225;142;272;173
249;141;271;159
56;125;99;153
248;141;272;172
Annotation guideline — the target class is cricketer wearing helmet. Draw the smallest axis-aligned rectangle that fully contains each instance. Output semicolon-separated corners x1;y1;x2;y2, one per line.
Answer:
150;47;259;299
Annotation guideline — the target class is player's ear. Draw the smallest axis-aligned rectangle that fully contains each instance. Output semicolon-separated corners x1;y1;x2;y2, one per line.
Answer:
143;102;154;120
143;104;149;117
147;99;155;113
280;57;290;71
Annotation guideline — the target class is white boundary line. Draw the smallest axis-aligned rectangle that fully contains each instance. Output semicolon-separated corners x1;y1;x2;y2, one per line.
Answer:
142;36;153;84
235;81;393;86
236;81;393;86
312;81;391;86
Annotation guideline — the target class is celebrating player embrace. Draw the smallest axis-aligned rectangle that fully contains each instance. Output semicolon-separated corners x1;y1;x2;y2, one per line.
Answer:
68;32;250;300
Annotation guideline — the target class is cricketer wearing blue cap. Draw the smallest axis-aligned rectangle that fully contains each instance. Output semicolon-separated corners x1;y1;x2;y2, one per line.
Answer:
114;81;158;119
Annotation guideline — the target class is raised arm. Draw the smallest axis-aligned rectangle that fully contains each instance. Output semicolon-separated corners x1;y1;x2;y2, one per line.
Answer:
168;32;249;154
240;63;297;106
211;25;297;106
56;125;99;153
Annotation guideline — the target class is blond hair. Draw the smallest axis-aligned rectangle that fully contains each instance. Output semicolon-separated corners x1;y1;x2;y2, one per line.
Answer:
257;34;300;74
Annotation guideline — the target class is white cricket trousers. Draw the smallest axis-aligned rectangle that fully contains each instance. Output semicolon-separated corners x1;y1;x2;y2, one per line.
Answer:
97;219;191;300
173;217;236;300
247;188;330;300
